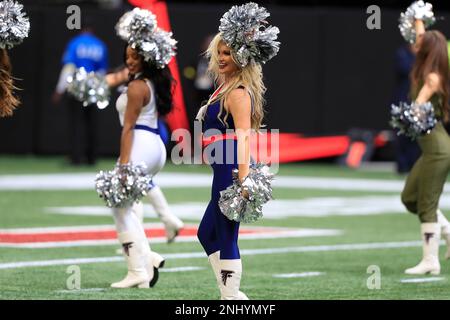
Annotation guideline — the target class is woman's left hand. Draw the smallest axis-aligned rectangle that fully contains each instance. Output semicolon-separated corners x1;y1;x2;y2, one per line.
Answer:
240;176;250;199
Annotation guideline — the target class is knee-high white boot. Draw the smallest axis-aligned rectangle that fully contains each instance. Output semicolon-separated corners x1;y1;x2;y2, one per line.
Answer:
129;212;165;288
139;236;165;288
437;209;450;260
133;201;145;224
111;232;150;288
405;223;441;275
115;201;145;255
146;186;184;243
117;201;165;286
218;259;249;300
208;252;248;300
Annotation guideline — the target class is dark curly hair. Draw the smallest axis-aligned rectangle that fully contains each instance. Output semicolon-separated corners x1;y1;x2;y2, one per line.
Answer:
123;45;175;116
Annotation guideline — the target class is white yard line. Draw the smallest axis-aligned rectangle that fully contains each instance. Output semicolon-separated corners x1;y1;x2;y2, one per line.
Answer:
0;223;170;233
273;272;325;278
0;240;438;270
55;288;106;294
43;195;450;219
160;266;205;273
0;172;441;192
400;277;445;283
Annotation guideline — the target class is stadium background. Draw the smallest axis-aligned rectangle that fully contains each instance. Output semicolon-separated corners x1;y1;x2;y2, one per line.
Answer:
1;0;450;301
2;0;450;157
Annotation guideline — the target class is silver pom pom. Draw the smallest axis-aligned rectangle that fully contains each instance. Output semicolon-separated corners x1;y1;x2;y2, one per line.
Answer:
116;8;177;69
399;1;436;44
95;163;152;208
66;67;110;109
147;28;177;69
219;2;280;67
219;163;274;223
0;0;30;49
115;7;157;42
390;101;437;139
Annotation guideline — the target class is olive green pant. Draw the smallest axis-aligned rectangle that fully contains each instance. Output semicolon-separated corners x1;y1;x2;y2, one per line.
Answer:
401;123;450;223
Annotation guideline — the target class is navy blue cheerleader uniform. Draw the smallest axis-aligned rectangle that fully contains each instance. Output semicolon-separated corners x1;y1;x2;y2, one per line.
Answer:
197;96;241;260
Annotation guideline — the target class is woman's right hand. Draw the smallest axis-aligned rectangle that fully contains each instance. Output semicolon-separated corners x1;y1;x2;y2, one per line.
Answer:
413;2;433;20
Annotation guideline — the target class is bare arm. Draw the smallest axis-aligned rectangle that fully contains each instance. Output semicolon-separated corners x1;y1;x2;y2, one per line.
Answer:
119;80;147;164
414;18;426;51
227;88;252;182
415;73;441;104
106;68;129;88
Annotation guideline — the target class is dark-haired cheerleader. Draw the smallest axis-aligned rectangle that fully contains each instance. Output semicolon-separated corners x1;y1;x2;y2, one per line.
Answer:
104;8;184;289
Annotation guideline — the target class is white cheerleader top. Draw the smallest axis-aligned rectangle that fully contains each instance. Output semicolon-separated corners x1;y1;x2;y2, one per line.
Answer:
116;75;158;129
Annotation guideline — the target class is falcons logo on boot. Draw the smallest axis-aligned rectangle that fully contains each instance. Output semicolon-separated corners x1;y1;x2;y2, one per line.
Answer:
122;242;133;256
424;233;434;244
221;270;234;286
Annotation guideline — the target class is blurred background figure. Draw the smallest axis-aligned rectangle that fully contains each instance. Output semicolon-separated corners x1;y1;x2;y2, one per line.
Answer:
193;34;215;108
182;34;215;157
52;23;109;166
391;43;421;174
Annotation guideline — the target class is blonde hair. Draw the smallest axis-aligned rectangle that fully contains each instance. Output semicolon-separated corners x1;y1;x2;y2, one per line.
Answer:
206;33;266;130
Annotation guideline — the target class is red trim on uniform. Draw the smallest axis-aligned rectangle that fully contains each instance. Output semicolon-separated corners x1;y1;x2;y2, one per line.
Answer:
202;133;238;147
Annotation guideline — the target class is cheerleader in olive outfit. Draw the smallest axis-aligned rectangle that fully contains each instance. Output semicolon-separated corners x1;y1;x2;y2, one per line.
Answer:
196;3;280;299
401;18;450;275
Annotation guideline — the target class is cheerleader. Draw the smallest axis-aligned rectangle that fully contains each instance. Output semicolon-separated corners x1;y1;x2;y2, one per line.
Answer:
108;66;184;246
401;13;450;275
105;10;179;288
196;3;279;299
0;0;29;118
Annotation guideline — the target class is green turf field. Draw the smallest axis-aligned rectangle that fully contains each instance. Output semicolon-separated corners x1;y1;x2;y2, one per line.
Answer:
1;156;450;300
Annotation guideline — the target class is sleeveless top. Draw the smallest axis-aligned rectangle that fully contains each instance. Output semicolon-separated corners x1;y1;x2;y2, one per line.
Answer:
202;99;236;135
201;85;255;136
116;77;158;128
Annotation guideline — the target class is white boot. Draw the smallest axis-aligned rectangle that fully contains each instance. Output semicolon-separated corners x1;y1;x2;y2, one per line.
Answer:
133;222;165;288
115;202;145;255
208;252;248;300
129;202;165;287
437;209;450;260
133;201;145;224
218;259;249;300
405;223;441;275
145;250;166;288
111;232;150;288
146;186;184;243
